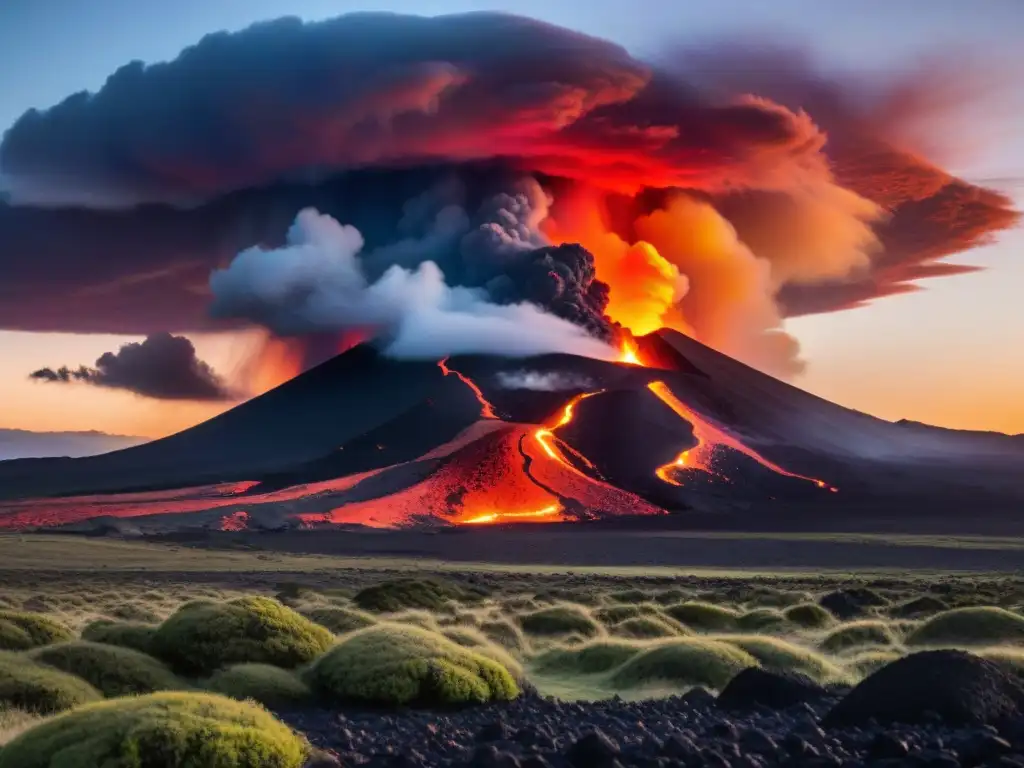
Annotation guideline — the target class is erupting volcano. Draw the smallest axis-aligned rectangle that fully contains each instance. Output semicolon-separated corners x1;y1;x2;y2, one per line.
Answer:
1;11;1021;533
5;327;1021;535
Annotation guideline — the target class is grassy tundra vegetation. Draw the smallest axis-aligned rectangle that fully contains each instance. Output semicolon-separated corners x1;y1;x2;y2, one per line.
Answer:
0;535;1022;765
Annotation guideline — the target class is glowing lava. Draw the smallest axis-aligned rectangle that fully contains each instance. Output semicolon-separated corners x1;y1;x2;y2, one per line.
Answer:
534;391;602;472
647;380;837;491
619;338;643;366
438;357;499;419
461;504;562;525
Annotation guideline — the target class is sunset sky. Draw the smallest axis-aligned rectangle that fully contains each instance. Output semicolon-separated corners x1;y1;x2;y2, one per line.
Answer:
0;0;1021;440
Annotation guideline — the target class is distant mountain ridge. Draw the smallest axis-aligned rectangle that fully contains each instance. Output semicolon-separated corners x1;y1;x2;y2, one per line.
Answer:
894;419;1023;444
0;428;146;461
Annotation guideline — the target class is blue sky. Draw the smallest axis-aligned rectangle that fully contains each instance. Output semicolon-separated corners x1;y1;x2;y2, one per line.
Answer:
1;0;1022;436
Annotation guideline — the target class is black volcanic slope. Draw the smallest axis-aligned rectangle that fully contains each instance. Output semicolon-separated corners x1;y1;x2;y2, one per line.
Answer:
1;330;1021;531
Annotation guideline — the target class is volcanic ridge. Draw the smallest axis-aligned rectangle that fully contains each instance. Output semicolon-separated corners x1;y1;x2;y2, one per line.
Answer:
1;329;1021;534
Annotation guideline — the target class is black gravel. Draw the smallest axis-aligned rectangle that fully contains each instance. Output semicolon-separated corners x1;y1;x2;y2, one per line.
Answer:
279;689;1024;768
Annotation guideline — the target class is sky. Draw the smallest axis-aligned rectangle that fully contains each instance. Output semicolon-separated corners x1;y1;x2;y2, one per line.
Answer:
0;0;1021;439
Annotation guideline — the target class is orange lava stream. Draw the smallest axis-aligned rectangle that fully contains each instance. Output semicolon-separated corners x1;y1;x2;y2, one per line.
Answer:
461;504;563;525
534;391;602;471
647;380;837;491
438;357;498;419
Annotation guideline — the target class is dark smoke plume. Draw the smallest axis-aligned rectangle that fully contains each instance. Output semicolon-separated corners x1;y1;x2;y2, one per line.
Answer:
0;12;1017;373
29;333;233;401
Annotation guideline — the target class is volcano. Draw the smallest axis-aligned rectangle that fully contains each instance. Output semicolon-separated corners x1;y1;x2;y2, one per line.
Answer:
1;329;1021;533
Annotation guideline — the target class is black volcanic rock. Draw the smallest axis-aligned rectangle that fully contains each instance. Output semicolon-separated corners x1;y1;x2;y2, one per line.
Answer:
717;667;828;711
823;650;1024;728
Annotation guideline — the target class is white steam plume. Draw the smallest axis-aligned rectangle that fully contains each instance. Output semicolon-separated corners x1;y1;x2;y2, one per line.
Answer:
209;208;617;361
496;370;595;391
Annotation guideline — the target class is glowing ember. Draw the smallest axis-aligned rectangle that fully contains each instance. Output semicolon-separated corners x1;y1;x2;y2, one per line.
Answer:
461;504;563;525
647;380;838;492
619;339;643;366
438;357;499;419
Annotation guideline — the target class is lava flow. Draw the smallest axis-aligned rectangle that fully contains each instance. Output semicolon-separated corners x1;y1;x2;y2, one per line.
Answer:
534;391;603;474
438;357;498;419
647;380;837;492
461;504;562;525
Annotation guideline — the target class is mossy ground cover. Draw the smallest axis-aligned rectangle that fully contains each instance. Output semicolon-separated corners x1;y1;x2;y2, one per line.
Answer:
151;597;334;675
0;612;73;651
0;652;101;714
609;638;757;690
80;620;157;654
0;692;308;768
664;602;741;632
301;606;376;635
29;641;182;698
353;578;485;613
518;605;601;638
307;623;519;707
1;541;1023;709
206;664;314;708
819;620;899;654
906;606;1024;647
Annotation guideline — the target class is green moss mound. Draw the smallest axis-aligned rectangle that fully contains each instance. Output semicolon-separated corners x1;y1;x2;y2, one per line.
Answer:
889;595;949;618
653;589;689;605
301;606;376;635
438;628;524;682
307;624;518;707
29;641;181;698
906;607;1024;647
611;616;687;640
207;664;313;708
606;589;651;604
783;603;835;628
440;626;491;648
386;609;440;631
744;587;810;608
533;641;641;675
0;612;73;651
519;606;600;638
0;692;307;768
593;604;660;625
716;635;846;683
0;652;101;714
353;578;481;613
736;608;790;632
80;620;157;654
151;597;334;675
533;588;599;606
479;620;527;654
108;603;163;624
820;620;898;653
609;638;756;690
664;602;740;632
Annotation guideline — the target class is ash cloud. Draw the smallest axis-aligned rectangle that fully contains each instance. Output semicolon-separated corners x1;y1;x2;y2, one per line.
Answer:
0;13;822;207
668;45;1021;315
29;333;234;401
0;11;1017;375
209;208;617;361
496;370;596;391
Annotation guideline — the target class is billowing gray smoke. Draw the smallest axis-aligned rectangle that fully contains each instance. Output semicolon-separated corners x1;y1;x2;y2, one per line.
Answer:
209;180;618;360
29;333;233;401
